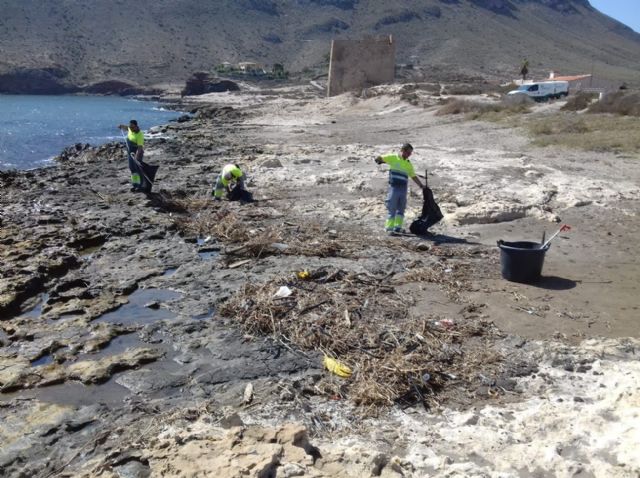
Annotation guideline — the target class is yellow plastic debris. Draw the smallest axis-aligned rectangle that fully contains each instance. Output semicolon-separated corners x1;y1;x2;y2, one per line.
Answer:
323;355;352;378
297;270;310;280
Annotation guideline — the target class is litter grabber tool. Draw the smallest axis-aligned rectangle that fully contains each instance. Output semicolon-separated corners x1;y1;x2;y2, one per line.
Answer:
120;129;158;192
541;224;571;249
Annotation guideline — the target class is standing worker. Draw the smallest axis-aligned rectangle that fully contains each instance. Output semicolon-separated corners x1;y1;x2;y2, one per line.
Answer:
375;143;425;234
212;163;247;200
117;120;145;192
520;58;529;82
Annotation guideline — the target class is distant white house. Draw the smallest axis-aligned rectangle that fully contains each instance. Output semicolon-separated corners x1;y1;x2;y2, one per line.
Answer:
512;73;625;94
547;72;624;93
237;62;265;74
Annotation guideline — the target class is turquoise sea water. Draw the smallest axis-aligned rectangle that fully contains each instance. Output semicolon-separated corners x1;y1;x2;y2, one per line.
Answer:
0;95;180;170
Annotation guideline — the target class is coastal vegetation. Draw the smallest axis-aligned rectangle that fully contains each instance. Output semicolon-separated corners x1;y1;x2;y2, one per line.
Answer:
435;90;640;153
527;114;640;153
435;95;533;119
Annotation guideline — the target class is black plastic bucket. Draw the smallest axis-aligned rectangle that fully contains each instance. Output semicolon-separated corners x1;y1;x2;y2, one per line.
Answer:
497;240;549;283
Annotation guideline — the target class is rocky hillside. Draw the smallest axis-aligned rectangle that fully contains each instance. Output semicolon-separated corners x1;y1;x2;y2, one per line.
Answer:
1;0;639;93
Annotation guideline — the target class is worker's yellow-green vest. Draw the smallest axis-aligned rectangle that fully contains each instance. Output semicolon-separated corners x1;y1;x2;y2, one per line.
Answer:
220;164;243;187
126;128;145;186
381;153;416;187
127;129;144;147
213;164;244;198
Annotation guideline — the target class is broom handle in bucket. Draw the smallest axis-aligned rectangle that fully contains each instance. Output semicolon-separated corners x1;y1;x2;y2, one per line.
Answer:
541;224;571;249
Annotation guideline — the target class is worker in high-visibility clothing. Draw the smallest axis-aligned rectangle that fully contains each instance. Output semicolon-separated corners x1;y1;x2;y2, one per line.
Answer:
375;143;425;234
117;119;145;192
213;163;246;200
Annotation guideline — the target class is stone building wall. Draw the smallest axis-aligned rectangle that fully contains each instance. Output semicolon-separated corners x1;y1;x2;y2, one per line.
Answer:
327;35;395;97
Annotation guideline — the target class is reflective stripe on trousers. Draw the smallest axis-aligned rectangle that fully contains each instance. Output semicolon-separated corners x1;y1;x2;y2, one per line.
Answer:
214;174;225;197
128;154;142;186
385;184;407;229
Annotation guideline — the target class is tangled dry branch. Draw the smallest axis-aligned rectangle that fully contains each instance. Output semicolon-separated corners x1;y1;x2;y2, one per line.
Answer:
219;268;502;411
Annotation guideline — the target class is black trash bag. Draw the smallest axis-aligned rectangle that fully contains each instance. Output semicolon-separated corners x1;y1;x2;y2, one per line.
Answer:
139;161;159;193
228;186;254;203
410;187;443;235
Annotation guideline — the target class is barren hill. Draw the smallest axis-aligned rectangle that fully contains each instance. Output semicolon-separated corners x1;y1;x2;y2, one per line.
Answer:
1;0;639;93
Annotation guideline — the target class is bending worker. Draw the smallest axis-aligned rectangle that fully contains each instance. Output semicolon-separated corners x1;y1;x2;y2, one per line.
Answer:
375;143;425;234
117;120;145;192
213;163;246;200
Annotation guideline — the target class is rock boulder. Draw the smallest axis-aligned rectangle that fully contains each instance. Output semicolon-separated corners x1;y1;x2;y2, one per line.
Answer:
181;72;240;96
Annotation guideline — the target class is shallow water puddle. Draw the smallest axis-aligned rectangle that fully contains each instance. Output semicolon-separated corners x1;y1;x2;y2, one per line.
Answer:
77;332;147;360
198;249;219;260
2;333;177;406
1;338;144;406
79;245;103;260
30;354;55;367
163;267;177;277
21;293;49;318
193;308;215;320
95;288;182;325
0;379;132;407
197;237;220;260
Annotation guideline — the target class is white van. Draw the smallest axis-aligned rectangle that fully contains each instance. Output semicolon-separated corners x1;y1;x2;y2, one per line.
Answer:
507;81;569;101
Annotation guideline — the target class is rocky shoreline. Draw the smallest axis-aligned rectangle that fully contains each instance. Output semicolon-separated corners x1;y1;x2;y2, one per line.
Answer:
0;68;163;96
1;85;639;477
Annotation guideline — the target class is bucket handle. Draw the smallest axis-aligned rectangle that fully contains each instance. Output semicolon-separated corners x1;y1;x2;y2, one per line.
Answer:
498;240;550;251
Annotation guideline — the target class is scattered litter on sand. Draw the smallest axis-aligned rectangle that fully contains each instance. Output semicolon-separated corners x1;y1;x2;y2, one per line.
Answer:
219;268;503;412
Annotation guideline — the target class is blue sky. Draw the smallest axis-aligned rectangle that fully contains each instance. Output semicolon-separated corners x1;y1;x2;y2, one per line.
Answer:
590;0;640;33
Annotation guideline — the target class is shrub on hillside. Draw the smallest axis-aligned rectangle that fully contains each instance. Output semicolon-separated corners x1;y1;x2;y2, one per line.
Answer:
587;91;640;116
375;10;420;29
528;114;639;153
436;95;532;117
530;117;590;136
501;94;534;107
436;99;476;115
442;82;516;96
495;83;519;95
561;91;598;111
441;83;486;95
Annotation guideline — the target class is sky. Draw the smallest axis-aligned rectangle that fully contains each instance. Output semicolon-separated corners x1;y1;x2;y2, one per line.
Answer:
589;0;640;33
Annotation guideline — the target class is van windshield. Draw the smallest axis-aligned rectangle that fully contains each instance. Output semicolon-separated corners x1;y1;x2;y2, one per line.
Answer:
517;84;539;92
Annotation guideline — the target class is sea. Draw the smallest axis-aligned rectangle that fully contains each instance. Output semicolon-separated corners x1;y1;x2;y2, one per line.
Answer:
0;95;181;170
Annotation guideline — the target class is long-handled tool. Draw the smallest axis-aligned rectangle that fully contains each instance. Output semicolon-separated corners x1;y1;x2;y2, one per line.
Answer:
120;129;155;189
541;224;571;249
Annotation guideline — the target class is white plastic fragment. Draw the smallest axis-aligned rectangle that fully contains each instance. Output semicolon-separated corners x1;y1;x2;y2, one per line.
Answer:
274;286;293;298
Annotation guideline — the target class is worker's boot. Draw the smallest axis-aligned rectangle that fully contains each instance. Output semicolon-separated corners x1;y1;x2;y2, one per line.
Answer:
130;173;141;192
385;218;394;234
393;216;405;234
